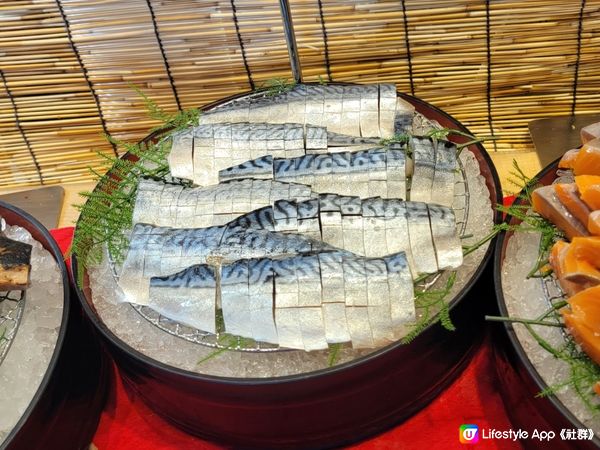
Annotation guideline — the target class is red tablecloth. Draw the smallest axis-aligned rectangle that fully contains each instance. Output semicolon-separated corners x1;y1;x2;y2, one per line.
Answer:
50;227;521;450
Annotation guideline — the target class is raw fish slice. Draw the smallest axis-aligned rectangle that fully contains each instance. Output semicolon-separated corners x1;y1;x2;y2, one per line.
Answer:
144;251;414;350
383;253;415;330
589;211;600;236
431;139;457;207
394;97;416;135
558;149;580;170
221;259;252;338
200;84;398;138
405;202;438;274
549;241;584;297
219;155;273;181
561;237;600;286
581;122;600;144
574;138;600;176
305;125;328;151
378;84;397;138
385;146;407;200
119;223;334;304
133;178;315;228
298;307;328;351
575;175;600;210
561;285;600;365
427;205;463;270
532;185;589;240
148;264;217;333
247;258;278;344
326;131;380;148
554;183;591;227
359;84;380;137
168;129;194;180
409;137;436;203
365;258;395;344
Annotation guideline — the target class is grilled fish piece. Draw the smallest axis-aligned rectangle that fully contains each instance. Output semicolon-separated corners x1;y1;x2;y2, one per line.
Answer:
199;84;414;138
218;147;407;200
0;232;32;291
148;251;414;350
133;178;316;228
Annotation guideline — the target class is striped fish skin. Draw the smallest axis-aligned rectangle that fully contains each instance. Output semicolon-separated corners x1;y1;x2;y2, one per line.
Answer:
168;129;194;181
118;222;338;305
408;136;458;207
199;84;411;138
168;121;396;186
405;201;439;275
217;147;408;200
409;137;436;203
431;139;458;207
215;194;458;278
147;250;414;351
427;204;463;270
132;178;316;228
149;264;218;333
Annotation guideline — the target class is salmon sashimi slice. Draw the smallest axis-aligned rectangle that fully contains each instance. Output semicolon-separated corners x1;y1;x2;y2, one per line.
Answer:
554;183;591;227
574;138;600;176
561;285;600;366
549;240;584;297
574;175;600;210
532;185;589;240
581;122;600;144
558;149;580;170
589;210;600;236
557;237;600;288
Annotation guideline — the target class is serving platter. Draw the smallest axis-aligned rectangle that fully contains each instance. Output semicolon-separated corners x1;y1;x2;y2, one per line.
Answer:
73;84;501;448
0;201;108;450
494;160;600;450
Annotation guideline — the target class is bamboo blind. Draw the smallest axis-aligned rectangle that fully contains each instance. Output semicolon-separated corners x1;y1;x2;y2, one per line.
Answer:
1;0;599;188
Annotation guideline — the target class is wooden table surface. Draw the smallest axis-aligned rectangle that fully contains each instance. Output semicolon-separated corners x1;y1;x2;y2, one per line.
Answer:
0;151;542;228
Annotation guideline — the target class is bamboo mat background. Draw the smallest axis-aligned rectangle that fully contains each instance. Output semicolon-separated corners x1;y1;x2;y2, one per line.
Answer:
1;0;599;190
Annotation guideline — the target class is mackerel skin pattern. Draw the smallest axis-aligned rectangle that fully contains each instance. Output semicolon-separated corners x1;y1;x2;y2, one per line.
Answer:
218;148;408;200
199;84;408;138
125;193;461;310
148;250;415;350
133;178;315;228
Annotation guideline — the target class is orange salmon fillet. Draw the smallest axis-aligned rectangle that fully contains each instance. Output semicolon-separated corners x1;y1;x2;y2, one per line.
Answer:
561;285;600;366
574;138;600;176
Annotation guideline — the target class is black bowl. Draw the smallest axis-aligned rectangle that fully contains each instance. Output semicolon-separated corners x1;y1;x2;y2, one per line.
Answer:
493;159;600;449
73;86;502;449
0;201;109;450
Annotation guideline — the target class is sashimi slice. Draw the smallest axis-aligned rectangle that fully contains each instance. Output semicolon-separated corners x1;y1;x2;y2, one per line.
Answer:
561;285;600;365
561;237;600;286
589;210;600;236
554;183;591;227
531;185;589;240
575;175;600;210
574;138;600;176
549;241;583;297
581;122;600;144
558;149;580;170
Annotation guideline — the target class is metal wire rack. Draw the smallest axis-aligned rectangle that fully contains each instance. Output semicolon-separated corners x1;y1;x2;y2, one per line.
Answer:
0;290;25;364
